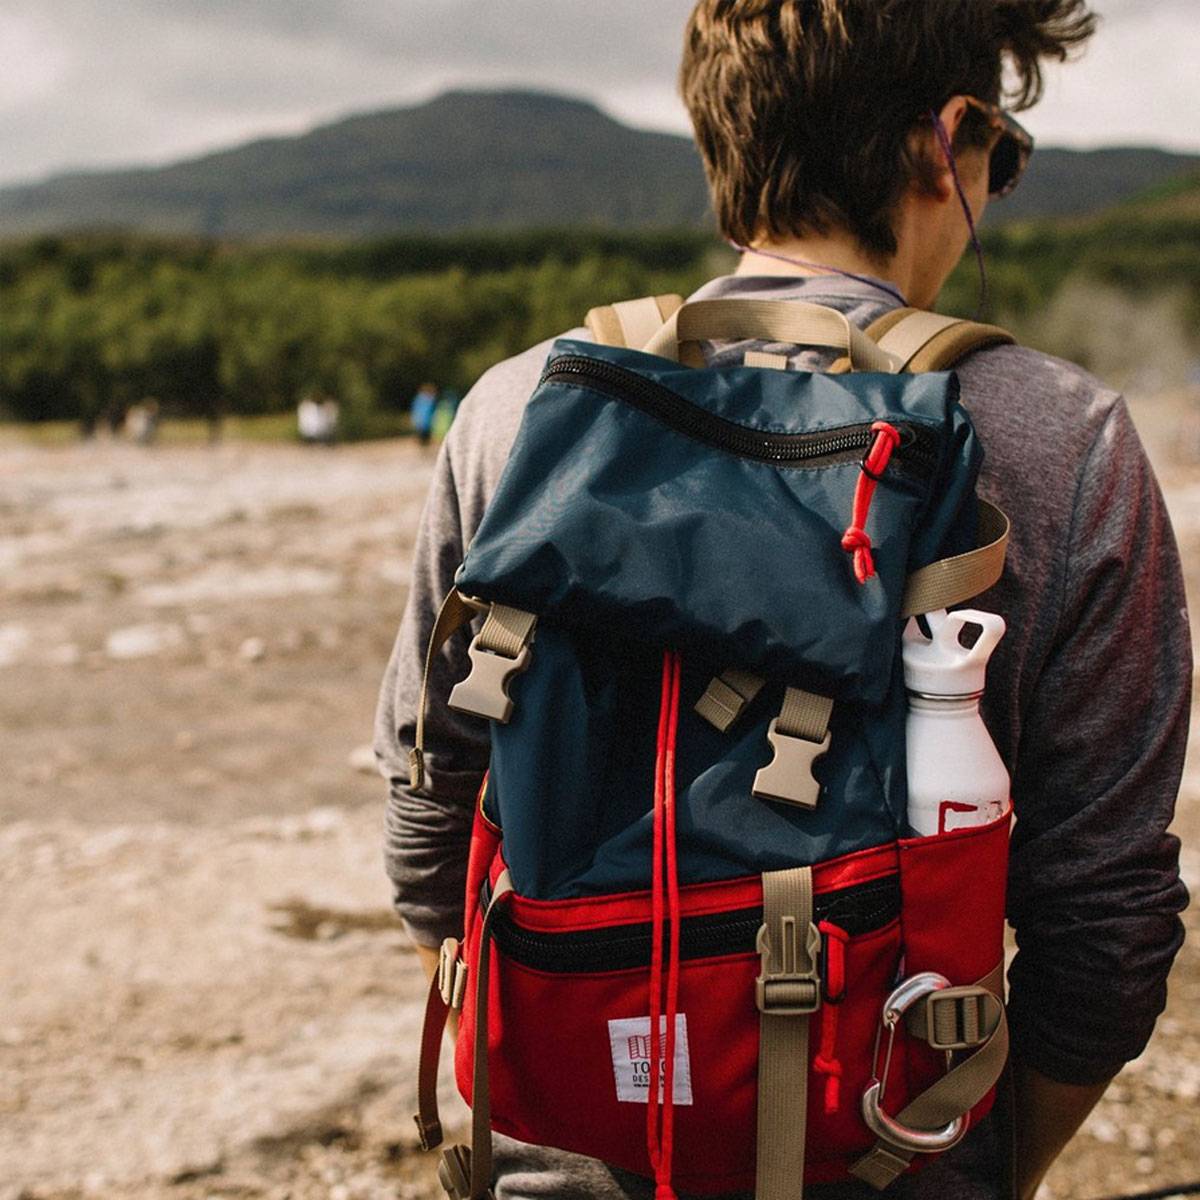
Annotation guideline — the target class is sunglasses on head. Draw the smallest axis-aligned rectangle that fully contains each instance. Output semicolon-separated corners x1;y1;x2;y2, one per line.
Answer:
961;96;1035;198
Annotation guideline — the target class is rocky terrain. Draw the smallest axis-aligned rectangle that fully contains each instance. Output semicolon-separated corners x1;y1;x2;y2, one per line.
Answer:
1;399;1197;1200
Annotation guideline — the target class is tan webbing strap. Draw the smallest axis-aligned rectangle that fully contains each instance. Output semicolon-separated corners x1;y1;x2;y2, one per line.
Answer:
850;964;1008;1191
414;968;450;1152
875;311;963;367
642;299;902;373
476;605;536;659
862;307;918;345
908;323;1014;374
863;309;1015;374
438;870;514;1200
412;588;481;791
744;350;789;370
900;499;1009;617
694;668;766;732
756;866;821;1200
584;294;684;349
615;297;673;351
778;687;834;742
584;303;624;348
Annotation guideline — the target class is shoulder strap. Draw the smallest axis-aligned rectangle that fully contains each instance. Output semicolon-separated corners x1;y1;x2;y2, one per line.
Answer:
902;498;1008;616
861;310;1013;610
584;294;684;350
864;307;1014;372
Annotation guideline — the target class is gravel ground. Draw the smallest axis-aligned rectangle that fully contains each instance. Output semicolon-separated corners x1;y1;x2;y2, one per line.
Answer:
0;396;1196;1200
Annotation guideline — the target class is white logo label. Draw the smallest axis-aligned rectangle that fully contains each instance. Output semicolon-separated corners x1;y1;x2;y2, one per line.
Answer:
607;1015;694;1105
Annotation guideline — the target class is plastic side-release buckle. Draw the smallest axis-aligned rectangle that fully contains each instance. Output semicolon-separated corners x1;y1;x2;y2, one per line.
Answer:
752;720;830;809
756;913;822;1016
438;1144;494;1200
448;638;531;723
437;937;468;1011
917;985;1003;1052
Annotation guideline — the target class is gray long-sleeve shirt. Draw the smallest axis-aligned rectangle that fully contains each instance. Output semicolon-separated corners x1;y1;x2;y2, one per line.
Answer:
375;272;1190;1198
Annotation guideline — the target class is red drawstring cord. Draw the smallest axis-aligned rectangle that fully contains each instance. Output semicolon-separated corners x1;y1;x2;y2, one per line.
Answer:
814;921;849;1114
661;653;682;1200
647;650;683;1200
646;653;670;1180
841;421;901;584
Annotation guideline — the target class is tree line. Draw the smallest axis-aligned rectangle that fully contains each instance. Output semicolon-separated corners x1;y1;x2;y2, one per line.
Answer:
2;211;1196;434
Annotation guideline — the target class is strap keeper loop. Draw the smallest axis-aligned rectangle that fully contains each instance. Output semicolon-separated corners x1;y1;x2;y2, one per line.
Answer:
408;747;426;792
414;1114;443;1153
694;668;766;732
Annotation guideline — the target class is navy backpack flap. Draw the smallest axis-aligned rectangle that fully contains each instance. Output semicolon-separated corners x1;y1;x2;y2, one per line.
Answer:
457;339;981;704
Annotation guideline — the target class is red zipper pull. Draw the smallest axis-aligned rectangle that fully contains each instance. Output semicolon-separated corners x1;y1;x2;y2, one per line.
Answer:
841;421;901;584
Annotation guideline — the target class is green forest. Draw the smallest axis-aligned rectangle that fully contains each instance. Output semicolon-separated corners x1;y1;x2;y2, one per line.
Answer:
3;189;1198;436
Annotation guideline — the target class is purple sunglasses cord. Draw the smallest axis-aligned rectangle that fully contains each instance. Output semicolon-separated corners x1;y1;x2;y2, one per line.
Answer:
930;109;989;318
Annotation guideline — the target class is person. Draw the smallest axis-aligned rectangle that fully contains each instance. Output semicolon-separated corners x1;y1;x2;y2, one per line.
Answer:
410;382;438;447
298;392;339;445
124;398;160;445
374;3;1190;1197
297;393;323;443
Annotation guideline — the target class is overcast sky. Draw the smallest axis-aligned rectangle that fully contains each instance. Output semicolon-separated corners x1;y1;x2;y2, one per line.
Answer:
1;0;1196;188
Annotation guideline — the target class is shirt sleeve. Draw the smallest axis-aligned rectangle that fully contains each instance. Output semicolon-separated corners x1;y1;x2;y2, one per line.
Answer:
1005;398;1191;1084
373;435;489;949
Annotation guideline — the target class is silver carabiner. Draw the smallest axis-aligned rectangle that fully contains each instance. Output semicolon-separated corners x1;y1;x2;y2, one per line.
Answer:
861;972;967;1154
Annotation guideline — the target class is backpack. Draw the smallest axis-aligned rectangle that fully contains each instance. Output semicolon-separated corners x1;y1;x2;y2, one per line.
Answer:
410;295;1016;1199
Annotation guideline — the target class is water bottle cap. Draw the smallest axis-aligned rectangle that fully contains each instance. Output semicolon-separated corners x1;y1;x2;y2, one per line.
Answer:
902;609;1006;698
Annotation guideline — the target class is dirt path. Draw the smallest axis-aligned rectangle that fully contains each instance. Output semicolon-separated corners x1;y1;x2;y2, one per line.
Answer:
0;399;1196;1200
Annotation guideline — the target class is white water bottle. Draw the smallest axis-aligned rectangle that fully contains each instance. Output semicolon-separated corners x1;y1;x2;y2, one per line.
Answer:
902;609;1009;837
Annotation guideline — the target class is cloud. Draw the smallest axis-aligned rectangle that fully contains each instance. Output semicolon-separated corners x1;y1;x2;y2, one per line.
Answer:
1023;0;1200;151
0;0;1194;187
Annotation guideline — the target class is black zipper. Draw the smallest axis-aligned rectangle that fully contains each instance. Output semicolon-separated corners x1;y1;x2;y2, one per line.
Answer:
540;355;939;476
483;873;899;974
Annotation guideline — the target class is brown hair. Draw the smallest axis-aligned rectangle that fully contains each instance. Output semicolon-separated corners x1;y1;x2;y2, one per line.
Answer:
681;0;1097;257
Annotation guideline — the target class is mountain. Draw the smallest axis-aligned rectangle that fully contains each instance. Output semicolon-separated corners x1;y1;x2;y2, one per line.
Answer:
0;91;710;238
1;90;1197;239
987;147;1200;224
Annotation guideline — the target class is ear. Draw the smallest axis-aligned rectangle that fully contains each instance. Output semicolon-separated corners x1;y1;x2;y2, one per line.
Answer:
926;96;971;202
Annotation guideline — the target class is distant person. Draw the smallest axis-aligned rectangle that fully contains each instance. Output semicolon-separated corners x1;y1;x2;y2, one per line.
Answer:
125;399;160;445
297;394;322;444
376;4;1189;1200
410;382;437;447
299;392;339;445
431;387;460;442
